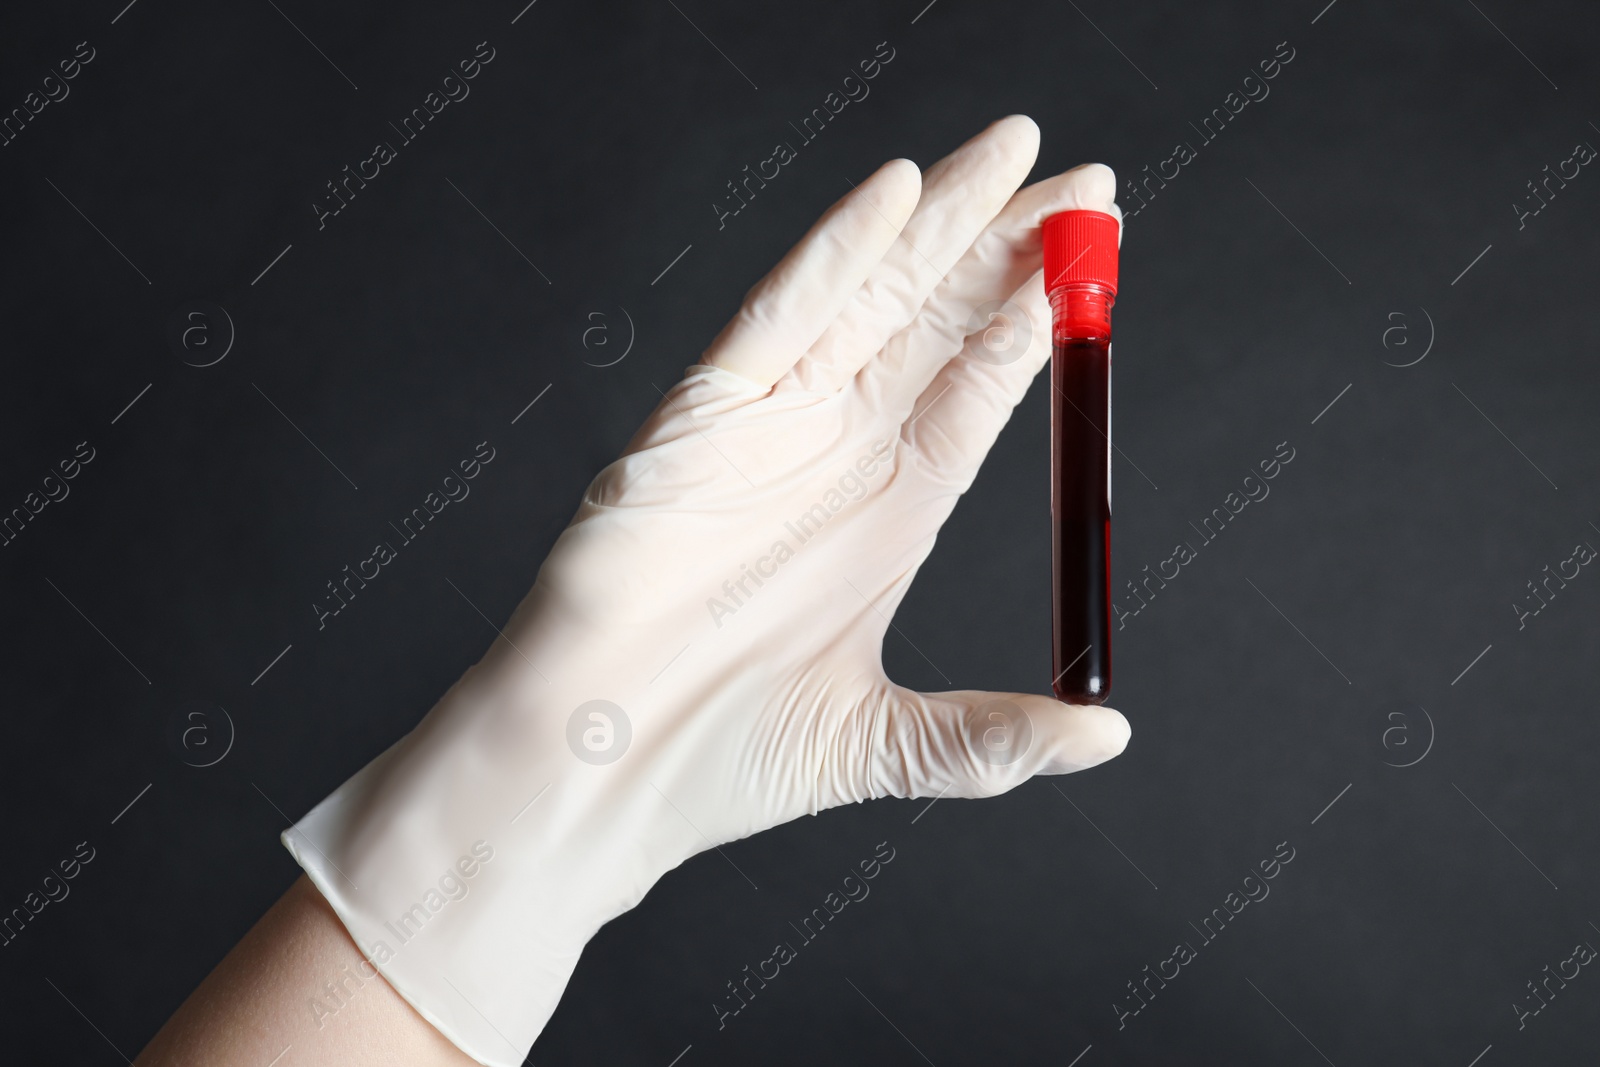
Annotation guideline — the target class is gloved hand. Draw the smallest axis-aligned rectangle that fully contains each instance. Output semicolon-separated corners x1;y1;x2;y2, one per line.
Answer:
283;114;1130;1067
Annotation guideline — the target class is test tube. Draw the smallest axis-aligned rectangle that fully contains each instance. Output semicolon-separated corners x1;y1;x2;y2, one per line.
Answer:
1043;209;1119;705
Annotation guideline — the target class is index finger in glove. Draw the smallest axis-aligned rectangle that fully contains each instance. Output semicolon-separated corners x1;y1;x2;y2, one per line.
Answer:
698;157;921;390
789;115;1042;396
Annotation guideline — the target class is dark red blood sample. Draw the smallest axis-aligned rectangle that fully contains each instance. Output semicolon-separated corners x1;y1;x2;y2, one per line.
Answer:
1051;337;1111;704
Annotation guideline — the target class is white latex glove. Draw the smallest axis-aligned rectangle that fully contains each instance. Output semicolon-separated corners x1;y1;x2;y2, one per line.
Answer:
284;115;1130;1067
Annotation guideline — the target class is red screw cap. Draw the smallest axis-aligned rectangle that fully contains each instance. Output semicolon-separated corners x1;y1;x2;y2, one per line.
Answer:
1042;209;1119;296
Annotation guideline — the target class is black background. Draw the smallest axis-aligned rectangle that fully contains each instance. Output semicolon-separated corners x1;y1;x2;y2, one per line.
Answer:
2;0;1598;1064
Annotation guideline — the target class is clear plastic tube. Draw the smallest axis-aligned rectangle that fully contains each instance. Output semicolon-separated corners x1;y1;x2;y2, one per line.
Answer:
1049;282;1113;705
